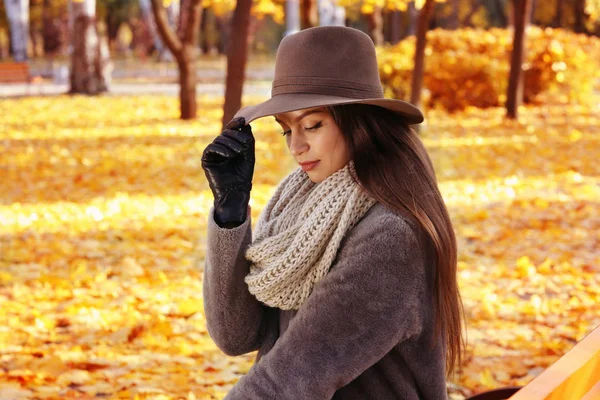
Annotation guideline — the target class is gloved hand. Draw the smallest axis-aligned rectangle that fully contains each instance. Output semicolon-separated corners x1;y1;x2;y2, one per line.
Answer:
201;117;255;228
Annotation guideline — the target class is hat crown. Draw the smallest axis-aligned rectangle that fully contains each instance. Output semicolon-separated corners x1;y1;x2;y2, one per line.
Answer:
272;26;384;98
233;26;423;125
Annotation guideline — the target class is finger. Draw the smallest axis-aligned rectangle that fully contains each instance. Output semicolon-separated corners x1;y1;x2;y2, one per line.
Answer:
202;143;236;163
226;125;254;147
214;135;244;154
225;117;246;130
220;130;247;147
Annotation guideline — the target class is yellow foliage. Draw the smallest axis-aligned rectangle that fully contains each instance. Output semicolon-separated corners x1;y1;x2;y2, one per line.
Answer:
457;0;490;27
199;0;286;20
352;0;445;14
0;94;599;398
586;0;600;21
208;0;237;16
377;27;600;112
252;0;285;23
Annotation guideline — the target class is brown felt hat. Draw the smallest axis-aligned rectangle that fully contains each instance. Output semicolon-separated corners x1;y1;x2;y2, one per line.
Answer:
234;26;424;125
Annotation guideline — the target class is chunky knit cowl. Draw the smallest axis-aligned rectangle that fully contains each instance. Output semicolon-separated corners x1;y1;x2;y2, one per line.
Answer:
244;162;377;310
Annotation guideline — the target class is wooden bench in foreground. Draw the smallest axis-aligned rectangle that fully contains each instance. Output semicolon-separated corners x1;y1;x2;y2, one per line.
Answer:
509;323;600;399
468;324;600;400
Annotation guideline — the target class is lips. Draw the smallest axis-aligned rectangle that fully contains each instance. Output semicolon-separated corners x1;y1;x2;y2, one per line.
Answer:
299;160;320;172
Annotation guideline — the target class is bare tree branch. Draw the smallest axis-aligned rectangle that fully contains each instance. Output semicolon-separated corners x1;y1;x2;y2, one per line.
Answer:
184;0;203;46
177;0;190;38
150;0;183;55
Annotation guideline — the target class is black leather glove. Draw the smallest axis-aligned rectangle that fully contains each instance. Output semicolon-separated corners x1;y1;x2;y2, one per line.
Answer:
201;117;255;228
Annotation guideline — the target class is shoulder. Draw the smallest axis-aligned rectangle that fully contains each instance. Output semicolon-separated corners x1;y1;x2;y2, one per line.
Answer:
331;203;431;280
345;202;425;252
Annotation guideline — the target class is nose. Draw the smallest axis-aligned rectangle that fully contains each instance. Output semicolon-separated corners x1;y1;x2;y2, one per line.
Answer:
288;130;309;157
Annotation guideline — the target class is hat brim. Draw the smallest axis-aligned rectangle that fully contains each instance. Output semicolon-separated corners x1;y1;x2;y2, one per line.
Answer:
233;93;424;125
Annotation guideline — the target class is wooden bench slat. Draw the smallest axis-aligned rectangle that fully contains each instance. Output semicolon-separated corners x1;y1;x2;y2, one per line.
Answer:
509;324;600;400
581;381;600;400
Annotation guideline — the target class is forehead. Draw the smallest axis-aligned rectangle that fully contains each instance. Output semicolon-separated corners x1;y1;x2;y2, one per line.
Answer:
274;107;327;123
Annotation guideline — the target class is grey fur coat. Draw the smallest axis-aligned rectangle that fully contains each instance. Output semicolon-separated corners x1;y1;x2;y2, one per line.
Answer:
203;203;448;399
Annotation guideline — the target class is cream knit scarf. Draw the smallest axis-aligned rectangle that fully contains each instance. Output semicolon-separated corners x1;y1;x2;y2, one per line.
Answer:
244;162;377;310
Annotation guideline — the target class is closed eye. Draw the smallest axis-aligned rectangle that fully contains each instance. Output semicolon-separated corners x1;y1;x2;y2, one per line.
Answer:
305;121;323;131
280;121;322;136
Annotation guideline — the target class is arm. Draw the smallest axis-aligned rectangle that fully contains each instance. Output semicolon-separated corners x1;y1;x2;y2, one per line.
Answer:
224;212;429;399
203;207;273;356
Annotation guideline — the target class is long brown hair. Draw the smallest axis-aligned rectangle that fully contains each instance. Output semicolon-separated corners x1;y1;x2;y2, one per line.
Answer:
328;104;464;377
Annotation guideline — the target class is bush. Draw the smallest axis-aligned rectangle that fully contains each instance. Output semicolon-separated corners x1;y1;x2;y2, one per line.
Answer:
377;27;600;112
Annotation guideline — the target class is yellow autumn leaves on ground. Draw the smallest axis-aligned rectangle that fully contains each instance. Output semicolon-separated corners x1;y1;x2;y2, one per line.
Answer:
1;94;599;399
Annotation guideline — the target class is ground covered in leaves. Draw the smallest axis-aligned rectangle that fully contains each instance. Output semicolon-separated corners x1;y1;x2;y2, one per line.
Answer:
0;95;599;399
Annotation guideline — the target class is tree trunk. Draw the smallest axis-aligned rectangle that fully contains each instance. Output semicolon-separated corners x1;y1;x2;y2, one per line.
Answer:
202;7;220;55
200;6;208;54
0;32;6;59
179;0;190;39
366;7;384;46
4;0;30;61
106;9;119;49
222;0;252;128
151;0;202;119
179;47;196;119
318;0;345;26
286;0;301;36
30;24;42;58
301;0;318;29
506;0;532;119
405;1;418;37
69;0;111;94
387;10;401;44
42;0;61;56
334;1;345;25
248;16;265;52
158;1;180;60
216;15;230;55
167;1;181;29
574;0;587;34
493;0;508;27
448;0;459;29
139;0;165;55
410;0;434;109
507;0;514;27
552;0;563;27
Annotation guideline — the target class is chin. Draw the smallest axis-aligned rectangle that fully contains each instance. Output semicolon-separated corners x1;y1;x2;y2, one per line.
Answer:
307;173;325;184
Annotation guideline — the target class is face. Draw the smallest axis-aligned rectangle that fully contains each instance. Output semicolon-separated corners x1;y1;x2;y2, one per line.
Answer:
274;107;351;183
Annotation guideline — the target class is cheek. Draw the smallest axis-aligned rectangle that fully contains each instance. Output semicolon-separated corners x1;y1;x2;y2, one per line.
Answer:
330;136;350;162
322;134;339;154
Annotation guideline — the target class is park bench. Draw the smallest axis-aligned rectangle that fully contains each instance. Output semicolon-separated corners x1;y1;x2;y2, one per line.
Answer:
0;62;46;95
0;62;31;83
466;323;600;400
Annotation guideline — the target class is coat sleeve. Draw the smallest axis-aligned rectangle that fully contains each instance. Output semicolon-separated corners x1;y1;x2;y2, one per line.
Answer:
223;211;430;400
202;207;274;356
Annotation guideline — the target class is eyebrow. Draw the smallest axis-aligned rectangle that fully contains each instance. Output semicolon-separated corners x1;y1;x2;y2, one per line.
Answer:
274;109;324;124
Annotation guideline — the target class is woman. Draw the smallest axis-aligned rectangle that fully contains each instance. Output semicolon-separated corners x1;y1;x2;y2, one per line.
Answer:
201;26;464;399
